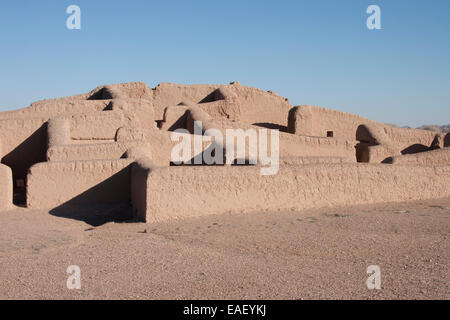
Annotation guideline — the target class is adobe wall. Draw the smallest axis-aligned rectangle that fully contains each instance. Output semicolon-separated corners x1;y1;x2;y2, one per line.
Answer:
47;118;71;147
279;131;355;160
159;105;189;131
150;83;218;118
0;100;111;120
186;111;357;161
355;125;444;163
0;164;13;210
150;82;291;127
115;127;215;166
0;81;289;131
109;99;155;129
288;105;380;140
68;112;141;141
88;82;153;100
384;126;442;153
279;156;353;165
388;148;450;166
84;82;216;121
288;105;441;151
44;112;142;147
27;159;133;209
132;163;450;223
227;84;290;127
47;141;148;162
116;122;348;167
0;105;148;182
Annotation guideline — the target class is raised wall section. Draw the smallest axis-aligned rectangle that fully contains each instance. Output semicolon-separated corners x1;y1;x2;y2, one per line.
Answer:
0;164;13;210
27;159;133;209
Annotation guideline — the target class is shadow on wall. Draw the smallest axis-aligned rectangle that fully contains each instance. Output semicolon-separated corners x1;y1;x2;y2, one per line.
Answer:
88;87;113;100
167;111;188;131
1;124;48;180
401;144;430;155
355;125;376;163
49;168;133;226
381;157;393;164
445;133;450;148
253;123;288;132
199;89;226;103
1;124;48;204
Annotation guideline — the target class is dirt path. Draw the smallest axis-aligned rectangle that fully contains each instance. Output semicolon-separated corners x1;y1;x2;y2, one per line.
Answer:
0;198;449;299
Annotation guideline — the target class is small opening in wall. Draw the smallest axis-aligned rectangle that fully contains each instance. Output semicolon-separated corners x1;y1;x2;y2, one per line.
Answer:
13;179;26;207
327;131;334;138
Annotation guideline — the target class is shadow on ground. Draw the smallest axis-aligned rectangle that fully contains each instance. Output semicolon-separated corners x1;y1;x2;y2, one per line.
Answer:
50;203;135;227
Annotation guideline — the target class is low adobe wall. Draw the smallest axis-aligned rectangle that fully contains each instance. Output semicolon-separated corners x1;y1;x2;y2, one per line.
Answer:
279;132;355;160
279;156;352;165
68;111;141;141
47;141;148;162
27;159;133;209
0;164;13;210
132;162;450;223
387;148;450;166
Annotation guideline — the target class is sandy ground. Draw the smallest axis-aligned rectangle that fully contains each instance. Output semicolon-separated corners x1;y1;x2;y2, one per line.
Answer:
0;198;449;300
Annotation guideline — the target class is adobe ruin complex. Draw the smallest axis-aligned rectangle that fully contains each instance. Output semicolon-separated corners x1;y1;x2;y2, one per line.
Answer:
0;82;449;223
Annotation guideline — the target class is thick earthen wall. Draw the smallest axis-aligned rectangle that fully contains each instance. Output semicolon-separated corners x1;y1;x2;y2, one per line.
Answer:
27;159;133;209
132;163;450;223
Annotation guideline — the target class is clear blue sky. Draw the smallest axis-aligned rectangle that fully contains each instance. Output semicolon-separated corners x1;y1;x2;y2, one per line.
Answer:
0;0;449;127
